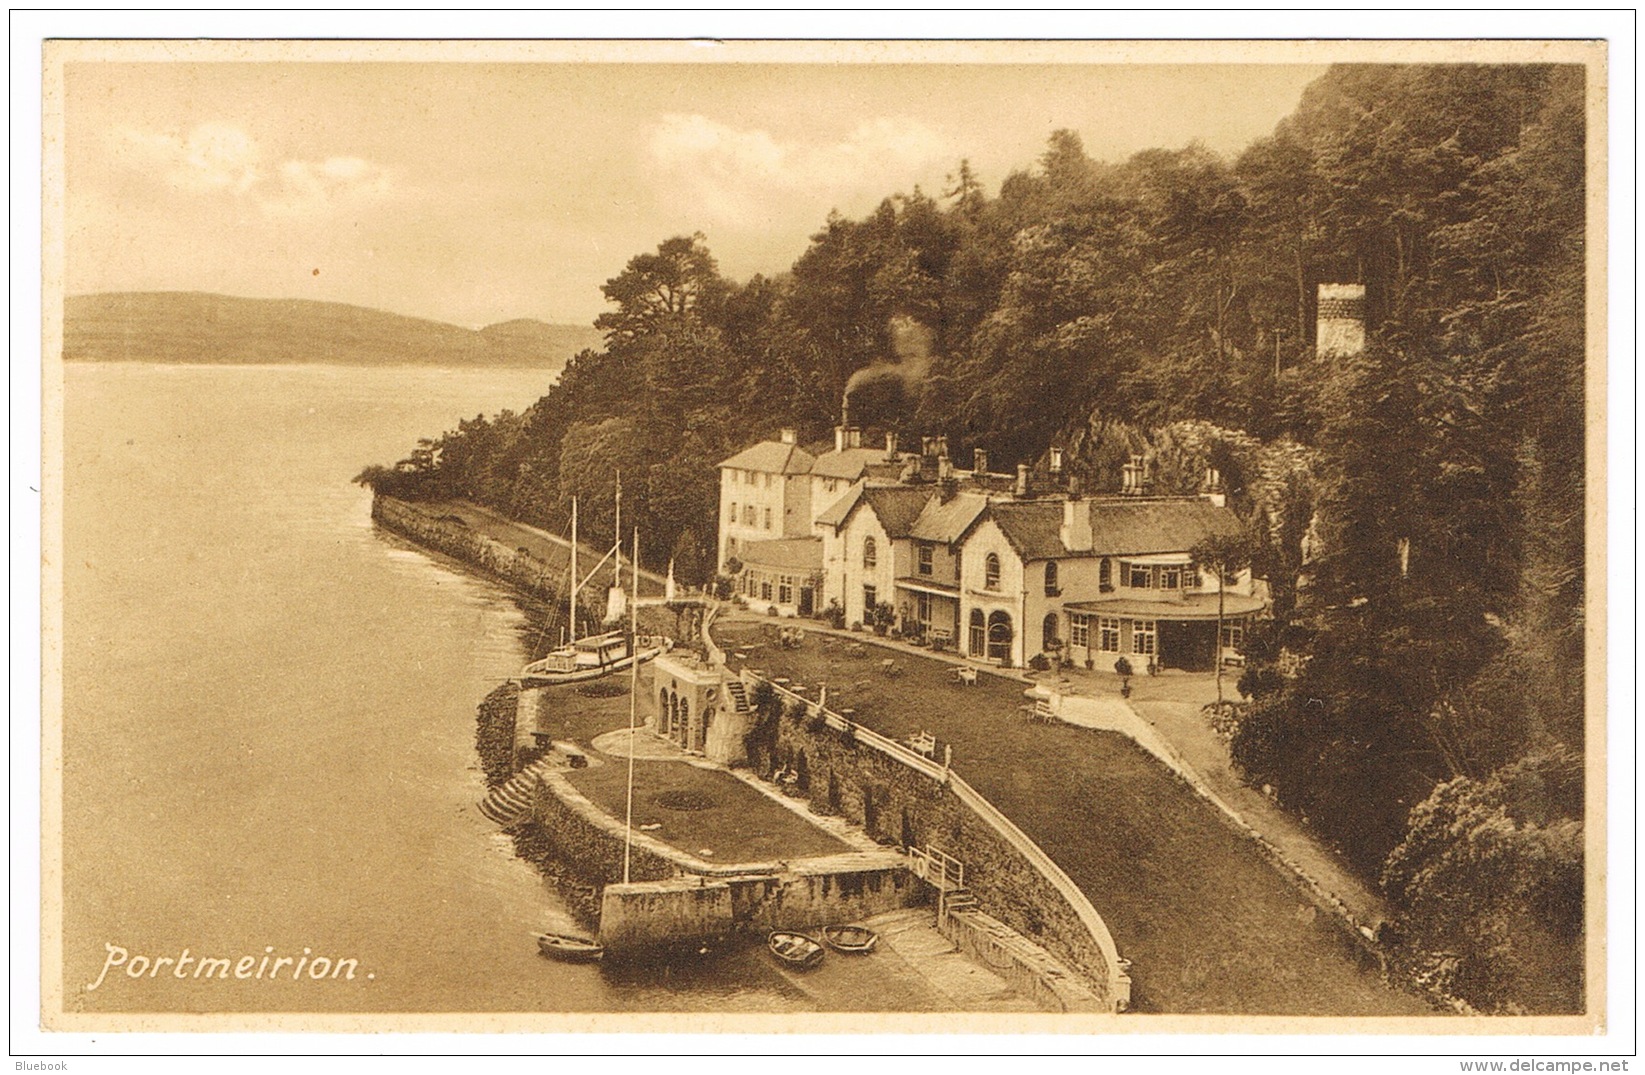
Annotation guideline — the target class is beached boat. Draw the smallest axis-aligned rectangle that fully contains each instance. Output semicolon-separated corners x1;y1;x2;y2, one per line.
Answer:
767;930;825;969
519;630;671;687
517;491;671;688
536;932;605;963
821;924;878;954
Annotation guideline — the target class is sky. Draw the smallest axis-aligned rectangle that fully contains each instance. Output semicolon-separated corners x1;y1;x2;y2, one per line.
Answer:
61;57;1328;329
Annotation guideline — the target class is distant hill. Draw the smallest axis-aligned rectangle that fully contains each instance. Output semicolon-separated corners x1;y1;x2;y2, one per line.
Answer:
63;292;605;369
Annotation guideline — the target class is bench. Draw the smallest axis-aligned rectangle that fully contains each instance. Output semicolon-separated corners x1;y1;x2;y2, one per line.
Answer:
880;659;902;677
951;666;978;686
1019;697;1057;723
907;731;936;758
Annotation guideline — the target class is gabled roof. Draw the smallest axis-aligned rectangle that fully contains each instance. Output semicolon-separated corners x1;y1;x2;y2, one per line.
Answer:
817;482;935;537
813;481;866;530
907;492;989;544
809;446;900;481
859;486;933;538
985;497;1244;562
717;440;815;475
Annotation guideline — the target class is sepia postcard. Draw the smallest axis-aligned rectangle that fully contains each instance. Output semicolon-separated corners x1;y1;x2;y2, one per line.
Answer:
28;27;1624;1055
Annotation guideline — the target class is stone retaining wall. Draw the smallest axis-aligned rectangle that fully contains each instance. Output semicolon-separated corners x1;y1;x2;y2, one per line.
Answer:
751;683;1129;1011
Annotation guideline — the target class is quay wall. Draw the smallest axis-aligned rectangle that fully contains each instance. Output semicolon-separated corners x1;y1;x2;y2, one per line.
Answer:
371;495;591;614
939;907;1105;1014
598;859;920;956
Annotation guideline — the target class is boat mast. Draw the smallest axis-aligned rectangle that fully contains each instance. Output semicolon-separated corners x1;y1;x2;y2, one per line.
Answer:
613;470;622;598
568;496;578;644
622;526;639;885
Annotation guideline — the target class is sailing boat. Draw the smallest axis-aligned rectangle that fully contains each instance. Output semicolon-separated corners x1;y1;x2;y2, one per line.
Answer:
519;487;672;688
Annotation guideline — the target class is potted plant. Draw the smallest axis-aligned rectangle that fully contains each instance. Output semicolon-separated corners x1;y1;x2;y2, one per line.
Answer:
1114;656;1134;698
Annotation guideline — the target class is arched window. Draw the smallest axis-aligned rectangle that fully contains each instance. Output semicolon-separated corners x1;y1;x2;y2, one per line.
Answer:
1042;612;1060;650
984;552;1001;590
968;608;986;656
1099;557;1113;592
987;610;1013;663
1044;560;1059;596
863;536;877;568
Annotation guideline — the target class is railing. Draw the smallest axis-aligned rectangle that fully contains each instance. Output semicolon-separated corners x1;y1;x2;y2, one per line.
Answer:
744;670;1131;1010
908;844;965;890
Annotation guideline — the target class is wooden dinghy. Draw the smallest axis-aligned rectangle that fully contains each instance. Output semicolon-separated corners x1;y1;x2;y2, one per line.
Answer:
767;930;824;969
536;932;605;963
821;924;878;954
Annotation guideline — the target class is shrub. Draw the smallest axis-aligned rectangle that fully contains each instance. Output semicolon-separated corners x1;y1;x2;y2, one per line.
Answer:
827;770;842;814
1028;653;1051;672
794;750;811;792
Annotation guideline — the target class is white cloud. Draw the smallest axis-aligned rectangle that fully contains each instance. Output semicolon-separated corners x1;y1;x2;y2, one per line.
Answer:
112;123;395;216
646;113;954;224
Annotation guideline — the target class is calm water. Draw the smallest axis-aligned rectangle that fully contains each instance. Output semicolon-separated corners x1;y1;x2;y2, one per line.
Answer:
58;363;830;1014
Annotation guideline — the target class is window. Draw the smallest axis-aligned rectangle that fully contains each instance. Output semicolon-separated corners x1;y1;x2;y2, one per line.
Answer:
1099;617;1122;653
743;504;755;525
1127;562;1153;589
763;473;772;488
1099;557;1113;592
1132;619;1157;657
916;592;932;625
1185;564;1201;590
1069;614;1090;649
760;579;773;601
1044;560;1059;596
1042;612;1060;649
778;577;793;605
863;584;877;615
728;502;737;524
984;553;1001;590
918;543;934;576
969;609;986;656
863;536;877;568
1221;621;1244;650
764;507;772;530
1160;565;1181;590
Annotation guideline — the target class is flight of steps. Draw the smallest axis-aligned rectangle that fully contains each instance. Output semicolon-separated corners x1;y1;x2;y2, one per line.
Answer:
477;760;550;827
724;678;751;713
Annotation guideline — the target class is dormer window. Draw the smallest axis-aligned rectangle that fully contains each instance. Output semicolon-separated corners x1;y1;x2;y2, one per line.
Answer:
863;536;877;569
1044;560;1060;596
985;553;1001;591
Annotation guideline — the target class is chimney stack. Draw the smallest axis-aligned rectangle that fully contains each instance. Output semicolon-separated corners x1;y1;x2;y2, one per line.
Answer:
836;426;847;453
1061;497;1093;552
1015;463;1030;498
973;447;989;476
885;431;898;460
779;428;796;445
1121;455;1148;496
1316;283;1366;359
847;427;861;449
1203;466;1225;508
935;435;949;459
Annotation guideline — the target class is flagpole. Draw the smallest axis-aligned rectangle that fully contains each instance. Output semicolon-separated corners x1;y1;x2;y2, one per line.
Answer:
622;526;639;885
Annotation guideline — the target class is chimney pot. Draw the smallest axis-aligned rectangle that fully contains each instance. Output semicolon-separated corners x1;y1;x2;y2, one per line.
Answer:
779;428;796;445
973;447;989;476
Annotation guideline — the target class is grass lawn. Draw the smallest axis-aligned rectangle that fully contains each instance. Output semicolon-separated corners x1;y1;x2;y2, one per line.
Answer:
715;621;1431;1016
565;759;850;864
526;668;850;865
